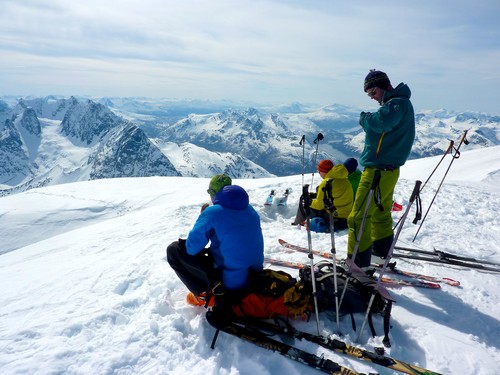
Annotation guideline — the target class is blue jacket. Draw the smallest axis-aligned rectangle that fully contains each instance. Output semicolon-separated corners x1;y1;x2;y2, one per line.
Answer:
186;185;264;290
359;83;415;168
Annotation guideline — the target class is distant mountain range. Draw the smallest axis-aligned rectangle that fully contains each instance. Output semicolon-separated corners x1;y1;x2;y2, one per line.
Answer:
1;96;499;195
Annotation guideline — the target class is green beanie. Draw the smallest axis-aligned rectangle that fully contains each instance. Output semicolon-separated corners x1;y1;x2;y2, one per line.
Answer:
207;174;232;198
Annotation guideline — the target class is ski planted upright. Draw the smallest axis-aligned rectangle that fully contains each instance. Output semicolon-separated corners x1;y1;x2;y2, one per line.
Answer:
264;257;441;289
277;188;292;206
236;318;443;375
207;315;365;375
278;239;460;286
264;190;275;206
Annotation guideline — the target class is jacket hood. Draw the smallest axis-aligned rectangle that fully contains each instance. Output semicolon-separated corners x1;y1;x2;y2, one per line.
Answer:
384;82;411;102
213;185;249;210
325;164;348;179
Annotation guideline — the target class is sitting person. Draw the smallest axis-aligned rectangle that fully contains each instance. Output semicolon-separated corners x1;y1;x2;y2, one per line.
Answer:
167;174;264;307
293;160;354;232
344;157;362;198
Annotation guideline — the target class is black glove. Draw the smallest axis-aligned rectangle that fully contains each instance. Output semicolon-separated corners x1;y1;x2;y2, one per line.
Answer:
178;238;186;250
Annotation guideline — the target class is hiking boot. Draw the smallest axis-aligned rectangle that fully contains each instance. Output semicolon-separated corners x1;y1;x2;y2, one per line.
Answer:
186;292;215;307
372;235;393;258
362;266;377;276
371;254;386;266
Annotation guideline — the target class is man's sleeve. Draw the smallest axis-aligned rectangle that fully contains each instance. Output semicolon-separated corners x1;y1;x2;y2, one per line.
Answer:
186;210;212;256
360;100;404;134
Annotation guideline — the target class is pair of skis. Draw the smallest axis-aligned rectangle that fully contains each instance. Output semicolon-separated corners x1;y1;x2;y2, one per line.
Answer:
207;313;442;375
265;188;292;207
265;257;441;289
275;239;460;288
392;246;500;273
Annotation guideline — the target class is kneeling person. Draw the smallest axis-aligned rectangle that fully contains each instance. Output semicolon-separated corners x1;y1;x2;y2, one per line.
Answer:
167;174;264;307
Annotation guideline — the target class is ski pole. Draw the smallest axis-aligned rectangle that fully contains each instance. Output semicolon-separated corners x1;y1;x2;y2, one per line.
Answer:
301;184;321;335
393;139;454;231
299;135;305;186
323;180;341;334
351;169;381;264
338;169;381;310
413;130;469;242
310;133;324;187
357;180;422;344
328;213;341;334
420;139;454;192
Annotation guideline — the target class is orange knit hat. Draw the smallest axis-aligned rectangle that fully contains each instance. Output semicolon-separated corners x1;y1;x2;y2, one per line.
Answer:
318;160;334;174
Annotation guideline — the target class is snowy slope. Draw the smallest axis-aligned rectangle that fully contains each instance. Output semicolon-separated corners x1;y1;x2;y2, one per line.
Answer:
0;147;499;374
156;141;274;179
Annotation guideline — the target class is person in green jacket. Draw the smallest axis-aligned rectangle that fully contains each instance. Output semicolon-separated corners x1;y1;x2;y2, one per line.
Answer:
344;157;361;198
293;159;353;232
347;70;415;267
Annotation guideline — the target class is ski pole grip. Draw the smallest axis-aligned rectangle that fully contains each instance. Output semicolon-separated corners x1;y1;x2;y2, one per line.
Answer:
371;169;381;190
313;132;324;144
410;180;422;203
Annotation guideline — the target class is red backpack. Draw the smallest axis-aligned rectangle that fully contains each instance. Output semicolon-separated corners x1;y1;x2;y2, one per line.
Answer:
231;269;312;320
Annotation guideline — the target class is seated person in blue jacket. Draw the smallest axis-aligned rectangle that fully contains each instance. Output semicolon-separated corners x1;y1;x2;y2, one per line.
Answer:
167;174;264;307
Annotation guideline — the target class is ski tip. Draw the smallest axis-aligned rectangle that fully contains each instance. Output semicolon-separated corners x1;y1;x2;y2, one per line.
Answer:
442;278;461;286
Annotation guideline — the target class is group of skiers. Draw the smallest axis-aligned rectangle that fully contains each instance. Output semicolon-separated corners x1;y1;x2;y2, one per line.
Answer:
167;69;415;307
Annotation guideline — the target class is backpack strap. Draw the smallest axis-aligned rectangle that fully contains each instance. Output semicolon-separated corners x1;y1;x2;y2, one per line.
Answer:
300;184;312;218
367;308;377;338
322;178;337;214
382;300;393;347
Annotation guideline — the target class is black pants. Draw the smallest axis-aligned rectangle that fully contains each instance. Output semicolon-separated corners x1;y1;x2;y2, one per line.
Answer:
166;240;216;296
347;247;372;268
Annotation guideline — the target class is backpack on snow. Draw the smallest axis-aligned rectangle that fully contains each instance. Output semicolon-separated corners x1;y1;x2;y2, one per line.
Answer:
230;268;312;320
299;260;395;346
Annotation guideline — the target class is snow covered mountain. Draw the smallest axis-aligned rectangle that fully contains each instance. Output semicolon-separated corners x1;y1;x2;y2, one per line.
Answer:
2;96;499;196
156;141;272;179
154;103;500;176
0;97;181;192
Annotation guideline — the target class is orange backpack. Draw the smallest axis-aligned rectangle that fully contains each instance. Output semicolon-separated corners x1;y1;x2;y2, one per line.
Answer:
231;269;312;320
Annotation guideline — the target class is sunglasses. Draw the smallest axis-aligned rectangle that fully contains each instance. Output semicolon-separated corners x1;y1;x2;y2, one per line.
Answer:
367;88;377;97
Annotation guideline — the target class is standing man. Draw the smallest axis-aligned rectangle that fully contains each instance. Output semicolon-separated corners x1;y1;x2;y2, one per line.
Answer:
347;70;415;267
167;174;264;306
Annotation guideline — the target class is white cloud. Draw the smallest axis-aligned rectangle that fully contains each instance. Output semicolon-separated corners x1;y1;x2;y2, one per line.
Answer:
0;0;499;113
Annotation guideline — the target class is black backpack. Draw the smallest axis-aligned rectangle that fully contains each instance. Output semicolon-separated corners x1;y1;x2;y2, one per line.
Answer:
299;260;395;347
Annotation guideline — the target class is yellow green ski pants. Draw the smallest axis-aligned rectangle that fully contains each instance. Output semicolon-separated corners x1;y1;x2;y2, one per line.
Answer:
347;167;400;255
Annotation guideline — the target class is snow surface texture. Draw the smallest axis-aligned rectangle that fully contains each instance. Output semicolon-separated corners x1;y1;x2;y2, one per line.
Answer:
1;146;499;374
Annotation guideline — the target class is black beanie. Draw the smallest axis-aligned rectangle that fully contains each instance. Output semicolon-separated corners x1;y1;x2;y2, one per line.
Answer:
364;69;390;91
343;158;358;173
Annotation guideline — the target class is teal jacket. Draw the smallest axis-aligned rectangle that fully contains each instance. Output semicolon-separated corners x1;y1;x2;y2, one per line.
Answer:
359;83;415;168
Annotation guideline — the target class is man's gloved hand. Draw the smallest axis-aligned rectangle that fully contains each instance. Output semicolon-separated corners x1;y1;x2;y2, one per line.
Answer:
178;238;187;249
201;203;210;213
359;111;368;127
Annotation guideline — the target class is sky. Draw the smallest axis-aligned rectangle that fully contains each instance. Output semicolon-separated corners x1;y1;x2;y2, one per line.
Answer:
1;146;499;374
1;0;499;114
